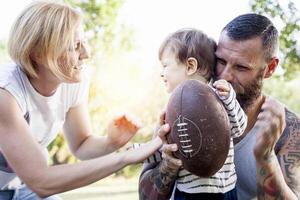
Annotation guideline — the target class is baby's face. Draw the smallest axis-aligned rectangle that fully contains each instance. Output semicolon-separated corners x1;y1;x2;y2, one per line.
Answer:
160;48;188;93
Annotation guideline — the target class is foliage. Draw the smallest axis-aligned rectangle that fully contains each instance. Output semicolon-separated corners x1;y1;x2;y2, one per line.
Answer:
263;73;300;115
0;40;10;64
65;0;135;55
251;0;300;80
48;133;76;165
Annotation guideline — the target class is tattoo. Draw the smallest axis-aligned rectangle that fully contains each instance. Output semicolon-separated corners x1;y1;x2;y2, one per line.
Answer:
278;110;300;198
278;111;300;198
152;163;177;193
286;114;300;151
281;153;300;194
263;174;281;197
263;150;275;163
257;109;300;199
257;170;285;200
282;110;300;196
139;162;178;200
260;167;267;176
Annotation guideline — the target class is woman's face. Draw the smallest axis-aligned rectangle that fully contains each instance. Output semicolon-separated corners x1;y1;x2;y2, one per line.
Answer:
58;24;90;83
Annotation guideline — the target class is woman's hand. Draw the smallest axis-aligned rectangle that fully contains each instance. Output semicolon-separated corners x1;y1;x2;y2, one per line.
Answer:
107;113;142;149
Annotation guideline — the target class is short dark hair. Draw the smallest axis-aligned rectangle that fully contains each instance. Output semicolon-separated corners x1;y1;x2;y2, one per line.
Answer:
223;13;278;60
159;28;216;81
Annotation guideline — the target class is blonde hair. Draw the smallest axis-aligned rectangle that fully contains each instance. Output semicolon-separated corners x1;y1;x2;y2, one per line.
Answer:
8;0;82;79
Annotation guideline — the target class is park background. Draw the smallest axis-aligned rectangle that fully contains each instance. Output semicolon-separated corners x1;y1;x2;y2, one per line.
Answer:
0;0;299;199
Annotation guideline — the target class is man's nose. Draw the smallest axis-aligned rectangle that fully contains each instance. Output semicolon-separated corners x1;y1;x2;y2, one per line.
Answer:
219;66;233;82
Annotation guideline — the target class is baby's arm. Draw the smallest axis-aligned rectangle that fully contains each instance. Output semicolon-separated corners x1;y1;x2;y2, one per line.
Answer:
132;143;162;163
129;123;170;164
213;79;247;138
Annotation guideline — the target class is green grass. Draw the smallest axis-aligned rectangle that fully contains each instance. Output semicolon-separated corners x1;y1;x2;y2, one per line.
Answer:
59;176;139;200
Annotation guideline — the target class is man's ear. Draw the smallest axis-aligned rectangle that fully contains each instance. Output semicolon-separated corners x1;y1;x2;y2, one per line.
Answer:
186;57;198;75
264;57;279;78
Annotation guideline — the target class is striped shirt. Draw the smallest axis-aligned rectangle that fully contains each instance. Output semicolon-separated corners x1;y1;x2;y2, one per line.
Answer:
138;81;247;194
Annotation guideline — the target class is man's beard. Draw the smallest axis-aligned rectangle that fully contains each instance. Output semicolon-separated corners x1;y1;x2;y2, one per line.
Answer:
231;69;264;111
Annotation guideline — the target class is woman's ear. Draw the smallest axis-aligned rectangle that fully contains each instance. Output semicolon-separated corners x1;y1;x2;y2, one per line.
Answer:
186;57;198;76
264;57;279;78
30;51;42;64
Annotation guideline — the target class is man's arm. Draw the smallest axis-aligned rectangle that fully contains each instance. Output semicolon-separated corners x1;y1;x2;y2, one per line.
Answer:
139;144;182;200
277;109;300;197
254;97;300;199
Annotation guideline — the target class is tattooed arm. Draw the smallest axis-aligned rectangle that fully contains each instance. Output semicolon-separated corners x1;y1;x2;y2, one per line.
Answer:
138;111;182;200
139;143;182;200
254;97;300;199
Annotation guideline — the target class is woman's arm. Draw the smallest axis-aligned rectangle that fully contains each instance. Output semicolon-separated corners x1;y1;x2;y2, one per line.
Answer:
0;89;163;198
63;101;140;160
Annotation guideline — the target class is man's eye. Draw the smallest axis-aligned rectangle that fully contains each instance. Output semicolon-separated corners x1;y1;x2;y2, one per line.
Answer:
217;58;226;65
236;65;248;71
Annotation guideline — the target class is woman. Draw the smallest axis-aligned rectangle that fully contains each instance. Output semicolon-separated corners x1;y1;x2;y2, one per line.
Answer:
0;1;166;199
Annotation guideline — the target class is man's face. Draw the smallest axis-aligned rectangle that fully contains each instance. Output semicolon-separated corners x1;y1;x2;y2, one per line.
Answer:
215;32;268;110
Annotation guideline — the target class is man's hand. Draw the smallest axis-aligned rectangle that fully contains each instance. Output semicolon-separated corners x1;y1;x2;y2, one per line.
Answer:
156;110;182;176
161;144;182;174
253;97;285;162
139;110;182;200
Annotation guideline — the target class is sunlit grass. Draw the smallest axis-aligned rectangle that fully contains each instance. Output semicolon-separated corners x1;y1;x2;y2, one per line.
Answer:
60;176;139;200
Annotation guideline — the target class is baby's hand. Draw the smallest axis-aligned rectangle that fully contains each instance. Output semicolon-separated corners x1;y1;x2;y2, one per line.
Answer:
213;79;231;98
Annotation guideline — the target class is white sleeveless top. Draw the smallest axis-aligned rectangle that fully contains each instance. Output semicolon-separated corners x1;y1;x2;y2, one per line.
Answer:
0;63;90;189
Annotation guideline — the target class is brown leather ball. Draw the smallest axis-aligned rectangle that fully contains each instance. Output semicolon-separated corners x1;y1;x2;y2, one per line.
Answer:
166;79;231;177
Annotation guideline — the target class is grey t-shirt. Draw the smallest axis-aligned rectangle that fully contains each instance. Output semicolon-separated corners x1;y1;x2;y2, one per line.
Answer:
234;128;257;199
234;108;292;200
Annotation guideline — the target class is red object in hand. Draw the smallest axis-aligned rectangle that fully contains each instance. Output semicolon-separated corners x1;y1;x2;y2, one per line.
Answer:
114;115;140;134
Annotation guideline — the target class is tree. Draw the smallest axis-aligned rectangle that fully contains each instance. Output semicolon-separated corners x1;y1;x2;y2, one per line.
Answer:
0;40;10;64
251;0;300;80
251;0;300;115
65;0;135;55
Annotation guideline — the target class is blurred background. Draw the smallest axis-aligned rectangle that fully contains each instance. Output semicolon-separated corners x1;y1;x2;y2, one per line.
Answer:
0;0;299;199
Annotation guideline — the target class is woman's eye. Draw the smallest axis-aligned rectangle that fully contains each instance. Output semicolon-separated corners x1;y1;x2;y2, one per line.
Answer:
75;43;80;50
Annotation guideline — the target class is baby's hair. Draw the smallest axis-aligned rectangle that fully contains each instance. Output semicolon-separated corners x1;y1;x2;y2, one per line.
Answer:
159;28;216;81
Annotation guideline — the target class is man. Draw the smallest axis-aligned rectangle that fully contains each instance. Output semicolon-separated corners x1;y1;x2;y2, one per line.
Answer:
139;13;300;200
